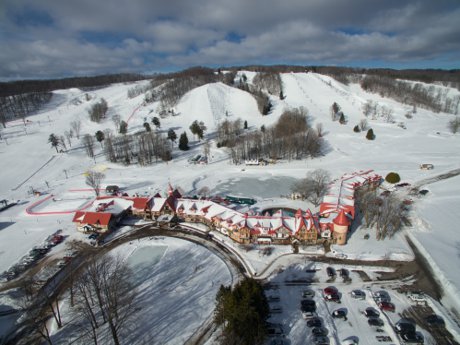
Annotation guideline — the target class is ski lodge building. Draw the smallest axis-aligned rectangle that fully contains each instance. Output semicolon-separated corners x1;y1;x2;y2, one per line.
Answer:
72;171;381;245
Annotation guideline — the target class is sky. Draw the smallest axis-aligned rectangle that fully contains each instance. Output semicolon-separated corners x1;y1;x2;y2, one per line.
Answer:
1;0;460;80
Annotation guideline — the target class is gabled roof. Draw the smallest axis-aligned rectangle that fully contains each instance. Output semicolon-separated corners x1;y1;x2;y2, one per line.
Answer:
129;197;152;210
73;211;113;226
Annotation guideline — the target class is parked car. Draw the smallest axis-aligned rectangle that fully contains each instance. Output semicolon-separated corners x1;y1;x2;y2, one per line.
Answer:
88;233;99;240
307;317;322;328
323;286;338;295
395;319;416;334
302;289;315;298
373;290;390;300
312;327;328;336
267;323;283;337
368;317;384;327
50;234;64;245
425;314;445;327
269;305;283;314
341;338;359;345
378;301;395;312
331;309;347;320
401;332;424;343
326;267;336;277
301;308;317;319
363;307;380;318
324;293;341;303
312;335;330;345
407;291;426;303
350;289;366;300
301;299;316;309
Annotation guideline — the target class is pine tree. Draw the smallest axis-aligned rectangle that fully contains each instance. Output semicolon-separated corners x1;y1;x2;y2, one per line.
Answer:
119;121;128;135
95;130;105;147
189;120;204;140
167;129;177;142
339;112;346;124
178;132;189;151
353;125;361;133
48;134;62;153
366;128;375;140
143;122;151;132
244;120;248;129
152;116;160;129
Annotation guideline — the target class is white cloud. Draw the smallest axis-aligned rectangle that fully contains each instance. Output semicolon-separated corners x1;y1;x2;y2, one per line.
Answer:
1;0;459;78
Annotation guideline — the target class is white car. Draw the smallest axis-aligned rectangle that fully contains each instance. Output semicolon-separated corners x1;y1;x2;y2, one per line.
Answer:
408;291;426;302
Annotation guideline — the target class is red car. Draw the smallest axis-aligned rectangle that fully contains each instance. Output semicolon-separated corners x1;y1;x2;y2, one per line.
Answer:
378;301;395;312
323;286;338;296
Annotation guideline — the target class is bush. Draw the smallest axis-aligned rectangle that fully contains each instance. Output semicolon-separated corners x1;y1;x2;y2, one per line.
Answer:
385;172;401;184
353;125;361;133
366;128;375;140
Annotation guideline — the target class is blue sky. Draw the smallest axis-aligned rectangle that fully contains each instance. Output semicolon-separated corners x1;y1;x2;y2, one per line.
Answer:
1;0;460;80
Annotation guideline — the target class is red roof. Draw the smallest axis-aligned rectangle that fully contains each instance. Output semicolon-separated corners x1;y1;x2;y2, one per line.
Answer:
129;197;151;210
333;210;350;226
73;211;113;226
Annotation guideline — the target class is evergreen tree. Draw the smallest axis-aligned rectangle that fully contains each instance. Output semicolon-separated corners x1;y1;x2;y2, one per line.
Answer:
214;278;269;345
167;128;177;142
189;120;204;140
48;133;62;153
366;128;375;140
339;112;346;124
95;130;105;147
152;116;160;129
143;122;151;132
178;132;189;151
353;125;361;133
280;90;285;100
244;120;248;129
119;121;128;135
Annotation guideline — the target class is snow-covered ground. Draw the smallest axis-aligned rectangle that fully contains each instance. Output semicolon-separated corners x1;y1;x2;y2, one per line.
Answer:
1;72;460;342
50;237;233;344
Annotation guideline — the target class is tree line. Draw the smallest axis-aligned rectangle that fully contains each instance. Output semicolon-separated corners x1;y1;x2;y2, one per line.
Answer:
0;92;52;127
0;73;146;97
360;75;460;114
217;107;323;164
15;244;137;345
214;278;269;345
355;185;410;240
103;130;172;165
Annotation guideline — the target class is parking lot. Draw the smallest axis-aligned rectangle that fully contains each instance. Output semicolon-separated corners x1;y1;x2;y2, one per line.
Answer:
263;263;456;345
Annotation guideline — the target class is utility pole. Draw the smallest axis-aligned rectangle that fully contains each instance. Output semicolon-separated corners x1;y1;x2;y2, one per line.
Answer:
63;169;68;179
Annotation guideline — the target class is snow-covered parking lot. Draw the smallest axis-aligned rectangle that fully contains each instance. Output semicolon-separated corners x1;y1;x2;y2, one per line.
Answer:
263;264;446;345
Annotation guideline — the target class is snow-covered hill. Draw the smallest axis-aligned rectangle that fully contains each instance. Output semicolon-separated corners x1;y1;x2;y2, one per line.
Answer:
1;71;460;341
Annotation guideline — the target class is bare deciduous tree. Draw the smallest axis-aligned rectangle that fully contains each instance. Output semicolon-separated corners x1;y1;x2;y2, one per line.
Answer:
359;119;368;131
85;170;105;197
316;123;324;137
72;254;138;345
448;117;460;134
291;169;330;206
64;130;73;147
112;114;121;132
82;134;95;158
70;120;82;139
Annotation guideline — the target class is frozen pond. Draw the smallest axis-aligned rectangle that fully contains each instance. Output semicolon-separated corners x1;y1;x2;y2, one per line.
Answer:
210;176;298;198
126;245;167;286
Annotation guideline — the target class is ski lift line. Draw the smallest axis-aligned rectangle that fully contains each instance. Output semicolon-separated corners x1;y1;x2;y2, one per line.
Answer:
126;103;143;124
11;155;57;191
